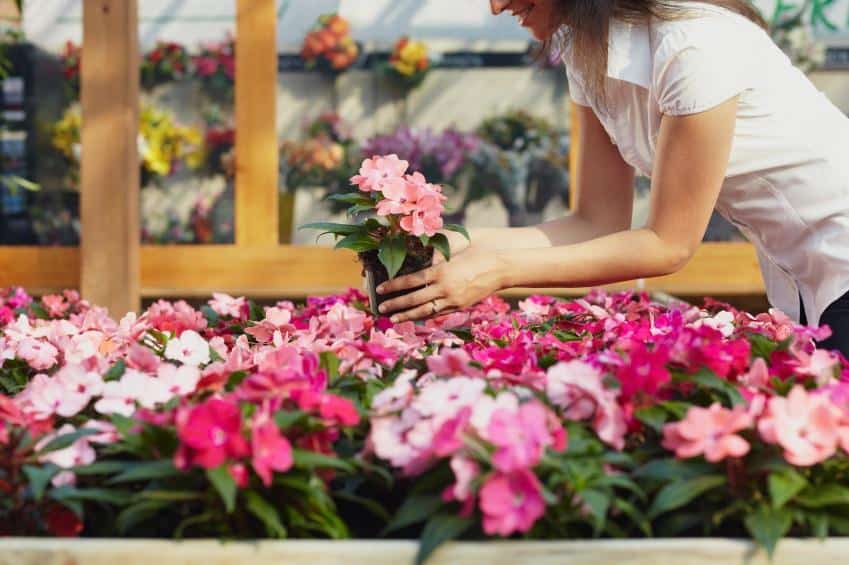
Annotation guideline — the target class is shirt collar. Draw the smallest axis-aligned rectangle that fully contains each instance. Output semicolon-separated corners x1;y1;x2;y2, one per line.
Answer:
607;19;652;89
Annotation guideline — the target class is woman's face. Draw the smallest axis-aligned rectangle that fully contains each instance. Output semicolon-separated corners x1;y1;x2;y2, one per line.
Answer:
490;0;562;41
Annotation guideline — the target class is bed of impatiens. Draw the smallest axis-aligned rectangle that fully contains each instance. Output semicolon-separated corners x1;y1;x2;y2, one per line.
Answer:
1;285;849;564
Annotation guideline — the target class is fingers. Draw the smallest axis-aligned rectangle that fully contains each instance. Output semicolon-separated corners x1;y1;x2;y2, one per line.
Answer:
378;284;441;316
377;266;436;295
390;299;459;324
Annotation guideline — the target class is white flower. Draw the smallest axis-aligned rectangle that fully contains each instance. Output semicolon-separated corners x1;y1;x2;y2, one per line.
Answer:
94;369;169;416
164;330;211;366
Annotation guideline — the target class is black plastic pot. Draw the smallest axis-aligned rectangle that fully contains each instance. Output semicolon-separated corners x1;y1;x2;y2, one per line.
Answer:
359;246;434;316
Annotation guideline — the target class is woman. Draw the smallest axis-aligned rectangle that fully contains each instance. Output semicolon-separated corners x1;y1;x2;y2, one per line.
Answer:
377;0;849;356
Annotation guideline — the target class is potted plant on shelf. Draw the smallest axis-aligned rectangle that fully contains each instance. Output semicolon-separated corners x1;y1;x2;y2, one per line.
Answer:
300;13;361;75
301;153;468;315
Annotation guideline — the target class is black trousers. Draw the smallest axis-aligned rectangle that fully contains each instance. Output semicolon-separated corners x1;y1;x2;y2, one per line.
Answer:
800;290;849;359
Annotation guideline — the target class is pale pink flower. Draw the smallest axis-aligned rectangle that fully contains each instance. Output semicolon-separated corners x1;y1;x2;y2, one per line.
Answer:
37;424;96;486
486;402;563;472
83;420;120;444
208;336;229;360
375;177;418;216
164;329;211;367
323;303;369;338
446;454;480;502
157;363;201;397
209;293;247;319
350;154;409;192
426;348;482;378
370;369;417;415
18;373;87;419
16;338;59;370
479;470;546;536
94;369;170;416
758;385;841;466
546;361;626;450
795;349;840;386
740;357;771;389
399;193;444;237
412;377;486;418
245;307;295;343
662;403;752;462
694;311;736;337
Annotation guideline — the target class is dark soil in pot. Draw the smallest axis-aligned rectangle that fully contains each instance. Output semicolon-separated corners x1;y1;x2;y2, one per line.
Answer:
359;239;434;316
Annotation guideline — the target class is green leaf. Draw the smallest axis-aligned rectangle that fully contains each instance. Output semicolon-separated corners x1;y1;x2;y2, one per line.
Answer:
326;193;372;206
292;449;355;473
206;465;237;514
245;490;288;538
443;224;470;241
382;494;443;535
580;488;610;535
333;490;391;522
633;458;714;482
768;468;808;509
334;232;380;253
107;460;180;484
688;369;746;406
416;512;474;565
274;410;309;430
72;461;134;476
634;405;669;432
298;221;359;235
378;236;407;280
796;484;849;508
319;351;341;383
749;333;780;360
103;359;126;382
22;464;60;501
116;500;170;534
429;233;451;262
613;498;652;536
49;487;133;506
648;475;726;518
37;428;100;455
744;504;792;558
137;490;204;502
110;414;137;437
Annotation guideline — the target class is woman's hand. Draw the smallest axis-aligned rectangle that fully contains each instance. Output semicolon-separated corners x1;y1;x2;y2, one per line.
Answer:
376;246;508;322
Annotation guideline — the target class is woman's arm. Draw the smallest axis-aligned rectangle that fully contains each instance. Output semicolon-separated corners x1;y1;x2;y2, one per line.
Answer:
379;97;738;322
445;104;635;253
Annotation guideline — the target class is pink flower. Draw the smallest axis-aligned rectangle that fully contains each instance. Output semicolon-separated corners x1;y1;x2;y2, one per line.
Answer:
426;348;482;377
662;403;752;462
486;402;563;472
16;338;59;370
350;154;409;192
479;470;546;536
758;385;840;466
251;411;294;486
399;194;444;237
445;454;480;504
209;293;247;319
164;330;211;366
739;357;771;389
546;361;626;450
616;344;670;400
177;398;250;470
295;390;360;427
795;349;840;386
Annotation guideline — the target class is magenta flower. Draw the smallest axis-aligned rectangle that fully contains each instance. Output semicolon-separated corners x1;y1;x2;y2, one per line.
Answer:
662;403;752;462
251;411;294;487
758;385;841;466
176;398;250;469
479;470;546;536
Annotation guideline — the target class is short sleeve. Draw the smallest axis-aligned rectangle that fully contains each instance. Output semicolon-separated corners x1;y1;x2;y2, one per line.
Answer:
564;60;590;107
653;23;753;116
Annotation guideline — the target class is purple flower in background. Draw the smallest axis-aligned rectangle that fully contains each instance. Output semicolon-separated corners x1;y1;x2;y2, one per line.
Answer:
361;126;480;183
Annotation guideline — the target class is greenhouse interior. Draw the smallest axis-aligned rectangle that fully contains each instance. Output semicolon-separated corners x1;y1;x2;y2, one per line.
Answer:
3;1;849;564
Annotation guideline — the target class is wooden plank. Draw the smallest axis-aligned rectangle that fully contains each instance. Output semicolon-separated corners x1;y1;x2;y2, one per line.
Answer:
1;537;848;565
0;247;79;294
136;242;762;299
80;0;140;315
235;0;279;247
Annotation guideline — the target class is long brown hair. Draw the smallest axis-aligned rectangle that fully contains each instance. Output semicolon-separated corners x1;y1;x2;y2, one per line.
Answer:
557;1;767;99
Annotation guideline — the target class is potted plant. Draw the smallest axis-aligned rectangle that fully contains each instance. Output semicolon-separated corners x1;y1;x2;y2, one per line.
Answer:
301;153;468;315
300;14;361;75
378;36;431;93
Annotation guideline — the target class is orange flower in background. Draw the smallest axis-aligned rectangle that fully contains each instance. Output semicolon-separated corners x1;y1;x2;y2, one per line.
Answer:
300;13;359;73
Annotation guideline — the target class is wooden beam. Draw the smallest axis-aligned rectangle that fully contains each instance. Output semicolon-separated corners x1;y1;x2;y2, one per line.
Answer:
235;0;279;246
80;0;140;315
0;247;79;294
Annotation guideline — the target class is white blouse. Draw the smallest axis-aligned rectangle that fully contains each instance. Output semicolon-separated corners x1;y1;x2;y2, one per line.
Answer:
564;2;849;328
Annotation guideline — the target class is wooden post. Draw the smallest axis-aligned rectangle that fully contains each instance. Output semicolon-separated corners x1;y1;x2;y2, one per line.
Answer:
80;0;140;315
235;0;279;247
